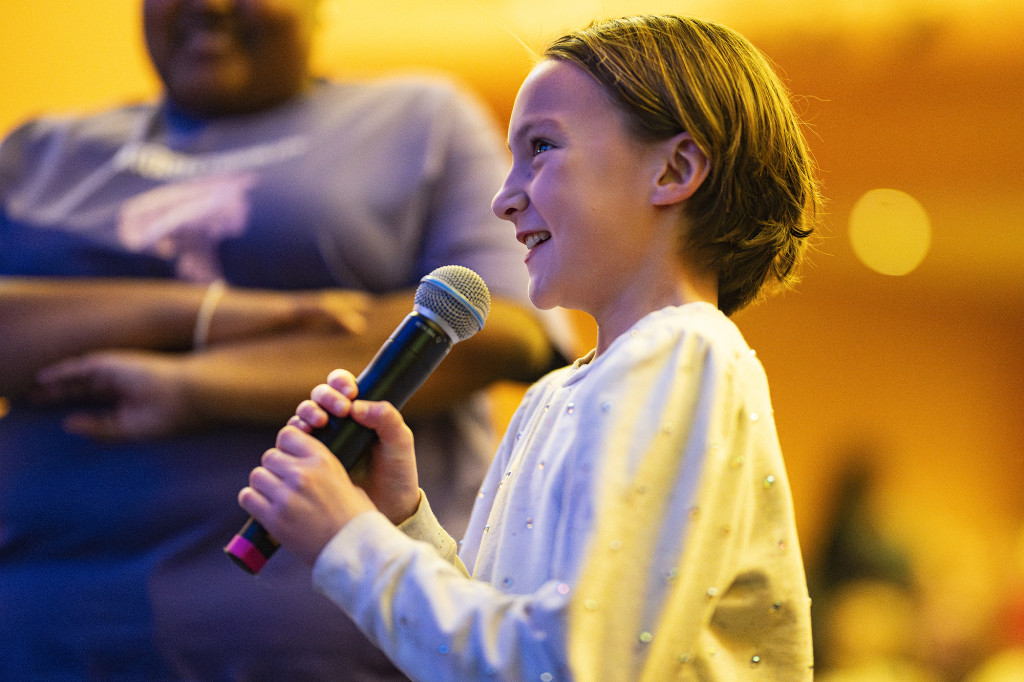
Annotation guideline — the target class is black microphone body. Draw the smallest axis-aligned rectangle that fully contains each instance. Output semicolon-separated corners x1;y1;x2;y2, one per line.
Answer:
225;266;489;575
312;311;452;469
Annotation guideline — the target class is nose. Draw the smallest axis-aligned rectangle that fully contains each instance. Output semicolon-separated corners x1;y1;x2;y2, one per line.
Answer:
491;171;527;222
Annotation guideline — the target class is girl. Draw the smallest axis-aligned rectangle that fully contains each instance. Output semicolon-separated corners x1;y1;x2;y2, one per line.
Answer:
240;15;821;681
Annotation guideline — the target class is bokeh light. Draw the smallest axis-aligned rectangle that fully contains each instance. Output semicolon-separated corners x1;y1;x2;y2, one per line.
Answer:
849;188;932;276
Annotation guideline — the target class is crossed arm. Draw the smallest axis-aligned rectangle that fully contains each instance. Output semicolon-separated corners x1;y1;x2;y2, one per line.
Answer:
0;276;555;440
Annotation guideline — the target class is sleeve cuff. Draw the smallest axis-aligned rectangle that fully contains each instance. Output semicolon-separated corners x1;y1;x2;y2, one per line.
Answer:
311;492;461;593
312;510;395;589
397;489;460;563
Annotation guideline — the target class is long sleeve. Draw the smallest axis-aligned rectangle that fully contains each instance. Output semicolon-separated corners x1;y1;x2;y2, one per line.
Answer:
313;511;572;681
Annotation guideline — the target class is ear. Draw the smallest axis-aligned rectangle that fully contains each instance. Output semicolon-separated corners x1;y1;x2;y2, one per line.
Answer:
650;133;710;207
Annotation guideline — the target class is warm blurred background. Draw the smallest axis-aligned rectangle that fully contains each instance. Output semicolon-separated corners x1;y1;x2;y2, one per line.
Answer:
2;1;1022;679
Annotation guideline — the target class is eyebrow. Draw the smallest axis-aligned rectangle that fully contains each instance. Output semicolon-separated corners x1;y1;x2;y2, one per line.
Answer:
506;117;563;149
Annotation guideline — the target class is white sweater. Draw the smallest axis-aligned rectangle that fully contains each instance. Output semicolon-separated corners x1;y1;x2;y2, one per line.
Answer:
314;303;813;681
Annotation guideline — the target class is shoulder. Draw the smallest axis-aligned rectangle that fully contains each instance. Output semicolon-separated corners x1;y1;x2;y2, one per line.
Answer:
7;102;151;140
597;303;753;378
0;104;152;185
518;361;577;407
2;104;151;156
582;303;774;430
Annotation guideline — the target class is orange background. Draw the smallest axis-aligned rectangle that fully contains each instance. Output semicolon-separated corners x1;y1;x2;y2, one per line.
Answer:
3;1;1023;676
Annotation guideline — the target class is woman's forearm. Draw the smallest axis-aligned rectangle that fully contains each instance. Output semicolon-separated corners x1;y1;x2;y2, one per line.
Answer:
0;277;201;397
176;295;558;427
0;276;362;400
2;273;557;431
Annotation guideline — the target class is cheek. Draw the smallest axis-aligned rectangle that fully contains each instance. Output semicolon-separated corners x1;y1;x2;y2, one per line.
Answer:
142;0;173;21
141;4;174;58
529;173;579;228
252;0;316;41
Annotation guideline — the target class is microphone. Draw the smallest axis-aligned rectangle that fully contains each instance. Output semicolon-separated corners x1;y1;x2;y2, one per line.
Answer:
224;265;491;574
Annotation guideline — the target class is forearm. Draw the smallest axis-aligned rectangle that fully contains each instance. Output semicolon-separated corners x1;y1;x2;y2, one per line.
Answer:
177;330;381;427
313;512;569;682
0;277;200;397
176;294;557;428
0;276;354;400
177;292;415;427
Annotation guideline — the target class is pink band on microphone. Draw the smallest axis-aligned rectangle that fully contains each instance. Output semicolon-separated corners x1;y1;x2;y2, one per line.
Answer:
224;534;269;574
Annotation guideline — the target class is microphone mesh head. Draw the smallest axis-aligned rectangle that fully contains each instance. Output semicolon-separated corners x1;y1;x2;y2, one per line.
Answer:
414;265;491;343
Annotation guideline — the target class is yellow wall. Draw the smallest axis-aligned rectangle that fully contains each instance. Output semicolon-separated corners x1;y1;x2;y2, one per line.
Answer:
4;2;1024;676
0;2;158;134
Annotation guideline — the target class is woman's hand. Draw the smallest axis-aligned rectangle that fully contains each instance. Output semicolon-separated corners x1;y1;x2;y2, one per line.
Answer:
32;350;197;441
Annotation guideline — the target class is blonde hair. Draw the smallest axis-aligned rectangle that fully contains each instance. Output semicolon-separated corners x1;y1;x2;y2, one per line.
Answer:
545;15;821;315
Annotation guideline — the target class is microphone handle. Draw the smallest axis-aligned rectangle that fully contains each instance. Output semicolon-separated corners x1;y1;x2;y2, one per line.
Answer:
224;313;453;574
315;313;453;468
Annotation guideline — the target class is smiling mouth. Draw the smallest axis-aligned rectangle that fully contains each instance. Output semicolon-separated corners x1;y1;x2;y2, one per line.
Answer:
182;29;237;55
524;231;551;249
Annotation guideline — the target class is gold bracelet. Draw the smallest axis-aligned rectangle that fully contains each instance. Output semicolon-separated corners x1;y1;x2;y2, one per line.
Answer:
192;279;227;350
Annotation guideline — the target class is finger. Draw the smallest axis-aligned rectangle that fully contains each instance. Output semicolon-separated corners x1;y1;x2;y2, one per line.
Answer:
286;414;313;432
325;369;358;398
295;398;331;428
324;294;370;335
39;354;116;384
35;356;88;385
250;453;297;499
34;359;94;402
309;383;352;419
62;408;141;441
248;463;278;493
335;307;368;336
257;442;301;473
260;445;303;478
238;484;272;518
348;401;414;453
274;425;333;462
248;448;292;485
36;355;120;403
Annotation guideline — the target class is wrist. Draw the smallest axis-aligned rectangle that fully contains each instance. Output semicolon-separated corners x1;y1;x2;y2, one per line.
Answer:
192;280;227;350
175;353;219;432
195;287;313;347
389;488;423;526
294;290;370;335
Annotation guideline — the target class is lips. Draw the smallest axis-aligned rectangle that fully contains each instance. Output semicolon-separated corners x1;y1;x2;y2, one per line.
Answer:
181;27;238;56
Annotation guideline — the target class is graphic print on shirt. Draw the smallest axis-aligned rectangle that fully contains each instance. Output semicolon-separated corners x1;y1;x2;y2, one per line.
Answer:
117;173;257;282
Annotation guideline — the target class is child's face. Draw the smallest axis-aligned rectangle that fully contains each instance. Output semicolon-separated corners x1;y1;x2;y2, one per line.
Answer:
492;59;668;318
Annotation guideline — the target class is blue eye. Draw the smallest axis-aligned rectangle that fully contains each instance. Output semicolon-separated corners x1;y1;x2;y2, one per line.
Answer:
531;139;554;156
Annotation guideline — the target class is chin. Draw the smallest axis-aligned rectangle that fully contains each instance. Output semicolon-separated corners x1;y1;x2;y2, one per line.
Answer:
527;286;562;312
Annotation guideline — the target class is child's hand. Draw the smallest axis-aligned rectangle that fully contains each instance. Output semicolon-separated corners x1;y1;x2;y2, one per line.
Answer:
286;368;360;434
239;424;373;565
344;397;422;526
238;369;423;564
294;368;421;525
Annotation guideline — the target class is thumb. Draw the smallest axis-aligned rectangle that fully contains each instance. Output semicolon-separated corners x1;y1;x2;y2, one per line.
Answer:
348;401;414;458
62;410;127;441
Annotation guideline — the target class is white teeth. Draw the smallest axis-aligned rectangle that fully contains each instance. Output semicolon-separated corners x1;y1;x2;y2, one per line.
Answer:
525;232;551;249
